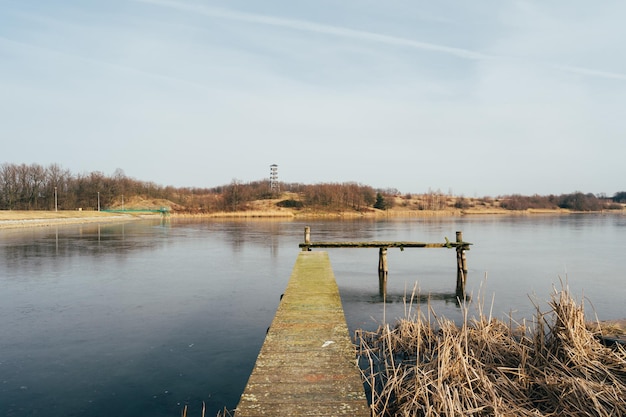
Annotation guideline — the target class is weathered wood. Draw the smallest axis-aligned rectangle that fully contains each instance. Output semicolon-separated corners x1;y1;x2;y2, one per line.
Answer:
236;251;369;417
455;231;468;298
304;226;311;246
299;241;471;249
378;247;388;296
299;228;472;299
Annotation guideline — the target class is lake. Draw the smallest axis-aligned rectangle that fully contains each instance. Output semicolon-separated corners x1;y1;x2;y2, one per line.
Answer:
1;214;624;416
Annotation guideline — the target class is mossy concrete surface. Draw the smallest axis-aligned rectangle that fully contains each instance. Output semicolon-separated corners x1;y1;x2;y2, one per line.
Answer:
236;251;369;416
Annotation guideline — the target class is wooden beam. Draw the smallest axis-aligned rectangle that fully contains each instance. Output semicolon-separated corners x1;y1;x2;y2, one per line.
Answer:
299;241;471;250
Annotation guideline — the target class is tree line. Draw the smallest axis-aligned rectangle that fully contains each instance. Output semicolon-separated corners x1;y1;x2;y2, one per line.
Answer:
0;163;166;210
0;163;385;212
0;162;623;212
499;193;623;211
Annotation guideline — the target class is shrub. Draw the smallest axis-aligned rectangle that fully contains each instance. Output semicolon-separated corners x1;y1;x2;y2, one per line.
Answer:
558;192;602;211
276;199;304;209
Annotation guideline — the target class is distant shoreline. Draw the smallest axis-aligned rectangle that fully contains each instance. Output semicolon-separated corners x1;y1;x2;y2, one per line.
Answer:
171;206;625;219
1;207;623;229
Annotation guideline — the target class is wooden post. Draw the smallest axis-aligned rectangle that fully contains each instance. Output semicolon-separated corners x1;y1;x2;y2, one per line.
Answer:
455;231;467;299
303;226;311;251
378;247;388;297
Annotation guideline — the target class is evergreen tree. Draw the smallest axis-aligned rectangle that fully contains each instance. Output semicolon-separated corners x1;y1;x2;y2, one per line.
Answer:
374;192;387;210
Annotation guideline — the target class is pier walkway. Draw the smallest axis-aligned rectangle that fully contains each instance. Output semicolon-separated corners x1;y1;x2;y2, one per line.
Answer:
236;251;369;416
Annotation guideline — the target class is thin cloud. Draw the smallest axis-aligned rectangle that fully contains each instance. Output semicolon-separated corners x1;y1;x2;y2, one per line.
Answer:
0;35;210;90
135;0;626;83
133;0;489;60
552;64;626;81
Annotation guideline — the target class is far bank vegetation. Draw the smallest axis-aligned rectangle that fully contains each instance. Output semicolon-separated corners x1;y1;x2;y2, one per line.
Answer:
0;162;624;214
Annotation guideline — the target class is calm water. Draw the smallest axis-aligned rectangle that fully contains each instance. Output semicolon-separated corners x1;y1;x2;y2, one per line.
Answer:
1;215;625;416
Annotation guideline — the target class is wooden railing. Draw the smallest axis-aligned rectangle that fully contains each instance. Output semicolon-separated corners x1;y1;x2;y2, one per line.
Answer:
299;227;472;298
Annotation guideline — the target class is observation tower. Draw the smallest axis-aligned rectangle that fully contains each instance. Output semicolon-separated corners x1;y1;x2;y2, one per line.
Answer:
270;164;279;193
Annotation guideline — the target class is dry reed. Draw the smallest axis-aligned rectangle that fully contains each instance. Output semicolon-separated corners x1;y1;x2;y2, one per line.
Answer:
357;285;626;416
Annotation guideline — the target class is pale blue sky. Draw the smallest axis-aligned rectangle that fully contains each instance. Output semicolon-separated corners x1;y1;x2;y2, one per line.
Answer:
1;0;625;196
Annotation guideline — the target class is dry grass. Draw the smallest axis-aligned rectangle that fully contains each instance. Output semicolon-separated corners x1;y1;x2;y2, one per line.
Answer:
357;285;626;416
173;210;295;219
180;403;233;417
0;210;121;220
0;210;143;229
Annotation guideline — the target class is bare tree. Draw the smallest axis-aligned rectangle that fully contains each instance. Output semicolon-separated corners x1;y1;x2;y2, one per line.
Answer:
0;163;18;209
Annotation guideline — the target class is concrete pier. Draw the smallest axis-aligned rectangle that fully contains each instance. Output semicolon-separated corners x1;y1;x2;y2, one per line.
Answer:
236;251;369;416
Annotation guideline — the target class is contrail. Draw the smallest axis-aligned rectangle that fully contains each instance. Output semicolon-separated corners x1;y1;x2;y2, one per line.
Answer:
133;0;489;60
134;0;626;82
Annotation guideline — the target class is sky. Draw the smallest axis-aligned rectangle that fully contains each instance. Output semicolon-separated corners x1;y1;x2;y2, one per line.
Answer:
1;0;625;197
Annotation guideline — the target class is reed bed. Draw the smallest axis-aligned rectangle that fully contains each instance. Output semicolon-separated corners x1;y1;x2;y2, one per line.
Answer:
356;286;626;416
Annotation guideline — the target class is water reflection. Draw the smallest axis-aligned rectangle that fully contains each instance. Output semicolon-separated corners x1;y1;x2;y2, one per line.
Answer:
174;218;293;258
341;287;467;305
1;222;170;268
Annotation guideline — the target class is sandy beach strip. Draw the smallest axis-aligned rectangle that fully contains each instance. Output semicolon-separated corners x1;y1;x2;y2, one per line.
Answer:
0;211;146;229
